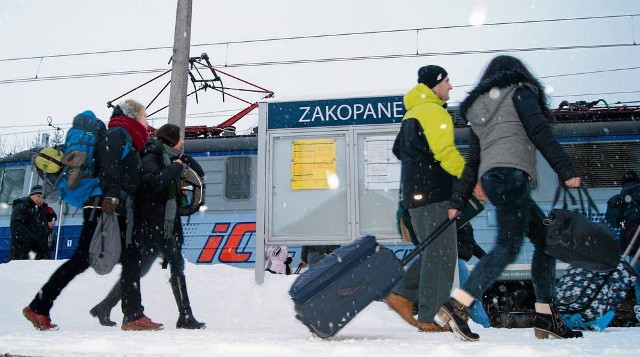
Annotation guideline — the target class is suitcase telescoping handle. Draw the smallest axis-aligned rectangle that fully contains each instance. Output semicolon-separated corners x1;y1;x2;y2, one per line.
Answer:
400;214;459;266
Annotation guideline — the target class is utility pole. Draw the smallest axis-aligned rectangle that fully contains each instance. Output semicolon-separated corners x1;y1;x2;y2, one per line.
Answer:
167;0;193;133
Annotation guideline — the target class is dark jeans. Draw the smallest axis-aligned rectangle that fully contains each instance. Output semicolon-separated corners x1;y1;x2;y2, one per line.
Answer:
462;167;555;303
120;232;145;322
134;231;185;283
29;207;96;315
29;208;146;321
392;201;457;322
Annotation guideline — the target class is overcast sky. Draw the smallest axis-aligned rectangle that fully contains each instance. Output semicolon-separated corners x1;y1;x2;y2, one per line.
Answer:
1;0;639;151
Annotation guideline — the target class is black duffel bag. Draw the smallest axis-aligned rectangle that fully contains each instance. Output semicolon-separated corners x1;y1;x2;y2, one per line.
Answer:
544;186;619;272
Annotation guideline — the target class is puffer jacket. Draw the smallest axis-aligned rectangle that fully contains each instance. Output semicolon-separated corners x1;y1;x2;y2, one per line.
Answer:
10;197;49;243
134;139;185;246
449;70;578;211
265;245;291;274
96;125;142;202
393;83;465;208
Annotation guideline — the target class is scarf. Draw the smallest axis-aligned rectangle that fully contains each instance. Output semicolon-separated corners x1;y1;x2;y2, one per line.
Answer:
160;140;183;240
108;116;149;152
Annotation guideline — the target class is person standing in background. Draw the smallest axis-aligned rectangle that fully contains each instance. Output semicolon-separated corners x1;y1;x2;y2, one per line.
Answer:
9;185;51;260
298;245;339;268
604;170;640;323
266;245;293;275
44;202;58;258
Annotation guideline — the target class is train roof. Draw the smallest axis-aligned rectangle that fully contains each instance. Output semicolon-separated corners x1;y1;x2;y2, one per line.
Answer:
0;135;259;164
2;101;639;163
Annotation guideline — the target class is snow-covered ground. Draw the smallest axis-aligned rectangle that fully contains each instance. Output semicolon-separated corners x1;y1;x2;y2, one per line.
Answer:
1;259;639;357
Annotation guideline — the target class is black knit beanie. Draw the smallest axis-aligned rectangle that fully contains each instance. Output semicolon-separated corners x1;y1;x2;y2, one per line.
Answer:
29;185;43;196
418;65;448;88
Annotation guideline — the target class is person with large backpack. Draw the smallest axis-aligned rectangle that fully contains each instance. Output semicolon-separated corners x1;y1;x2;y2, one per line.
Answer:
22;100;163;331
89;124;206;329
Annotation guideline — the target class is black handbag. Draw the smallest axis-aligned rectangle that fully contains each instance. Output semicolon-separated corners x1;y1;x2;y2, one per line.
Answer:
544;186;619;272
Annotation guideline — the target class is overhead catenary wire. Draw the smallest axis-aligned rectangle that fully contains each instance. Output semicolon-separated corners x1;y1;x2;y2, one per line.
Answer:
0;13;639;85
1;14;639;145
1;13;637;63
1;43;639;86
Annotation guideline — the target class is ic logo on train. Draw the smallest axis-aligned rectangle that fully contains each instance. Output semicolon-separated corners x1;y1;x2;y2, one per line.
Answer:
197;222;256;263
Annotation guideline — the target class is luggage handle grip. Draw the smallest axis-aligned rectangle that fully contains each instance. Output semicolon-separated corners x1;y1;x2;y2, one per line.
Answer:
336;281;368;297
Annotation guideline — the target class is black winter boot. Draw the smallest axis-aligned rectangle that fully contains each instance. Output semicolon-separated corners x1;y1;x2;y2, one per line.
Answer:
170;275;206;329
434;298;479;341
534;304;583;339
89;283;121;327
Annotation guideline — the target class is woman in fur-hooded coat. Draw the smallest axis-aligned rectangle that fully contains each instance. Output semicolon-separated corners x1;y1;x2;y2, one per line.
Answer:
435;55;583;341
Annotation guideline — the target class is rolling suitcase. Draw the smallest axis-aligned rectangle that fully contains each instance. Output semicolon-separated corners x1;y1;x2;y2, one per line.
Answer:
555;224;640;330
289;216;456;338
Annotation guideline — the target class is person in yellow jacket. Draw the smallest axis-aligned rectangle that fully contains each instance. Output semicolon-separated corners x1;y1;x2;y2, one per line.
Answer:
385;65;465;332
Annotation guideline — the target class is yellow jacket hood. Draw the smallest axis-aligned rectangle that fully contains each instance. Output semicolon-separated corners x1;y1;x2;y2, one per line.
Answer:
403;83;445;111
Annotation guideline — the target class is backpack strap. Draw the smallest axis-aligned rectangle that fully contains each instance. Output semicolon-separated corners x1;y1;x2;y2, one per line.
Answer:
109;127;135;159
37;150;65;168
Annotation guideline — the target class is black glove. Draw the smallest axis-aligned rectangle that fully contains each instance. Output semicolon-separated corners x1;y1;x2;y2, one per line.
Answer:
101;197;118;215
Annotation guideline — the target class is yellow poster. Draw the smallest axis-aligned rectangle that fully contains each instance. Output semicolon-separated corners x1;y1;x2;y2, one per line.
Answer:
291;139;336;190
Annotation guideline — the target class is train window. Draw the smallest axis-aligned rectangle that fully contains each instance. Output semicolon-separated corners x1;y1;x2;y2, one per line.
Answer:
224;156;251;200
0;167;26;204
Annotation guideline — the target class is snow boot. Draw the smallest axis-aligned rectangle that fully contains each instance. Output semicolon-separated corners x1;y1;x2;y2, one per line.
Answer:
385;292;417;326
534;303;583;339
23;306;58;331
434;298;479;341
417;321;451;333
171;275;206;329
121;315;163;331
89;283;121;327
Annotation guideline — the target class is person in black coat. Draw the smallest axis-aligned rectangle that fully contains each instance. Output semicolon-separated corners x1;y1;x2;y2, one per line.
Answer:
89;124;206;329
605;170;640;255
9;185;51;260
